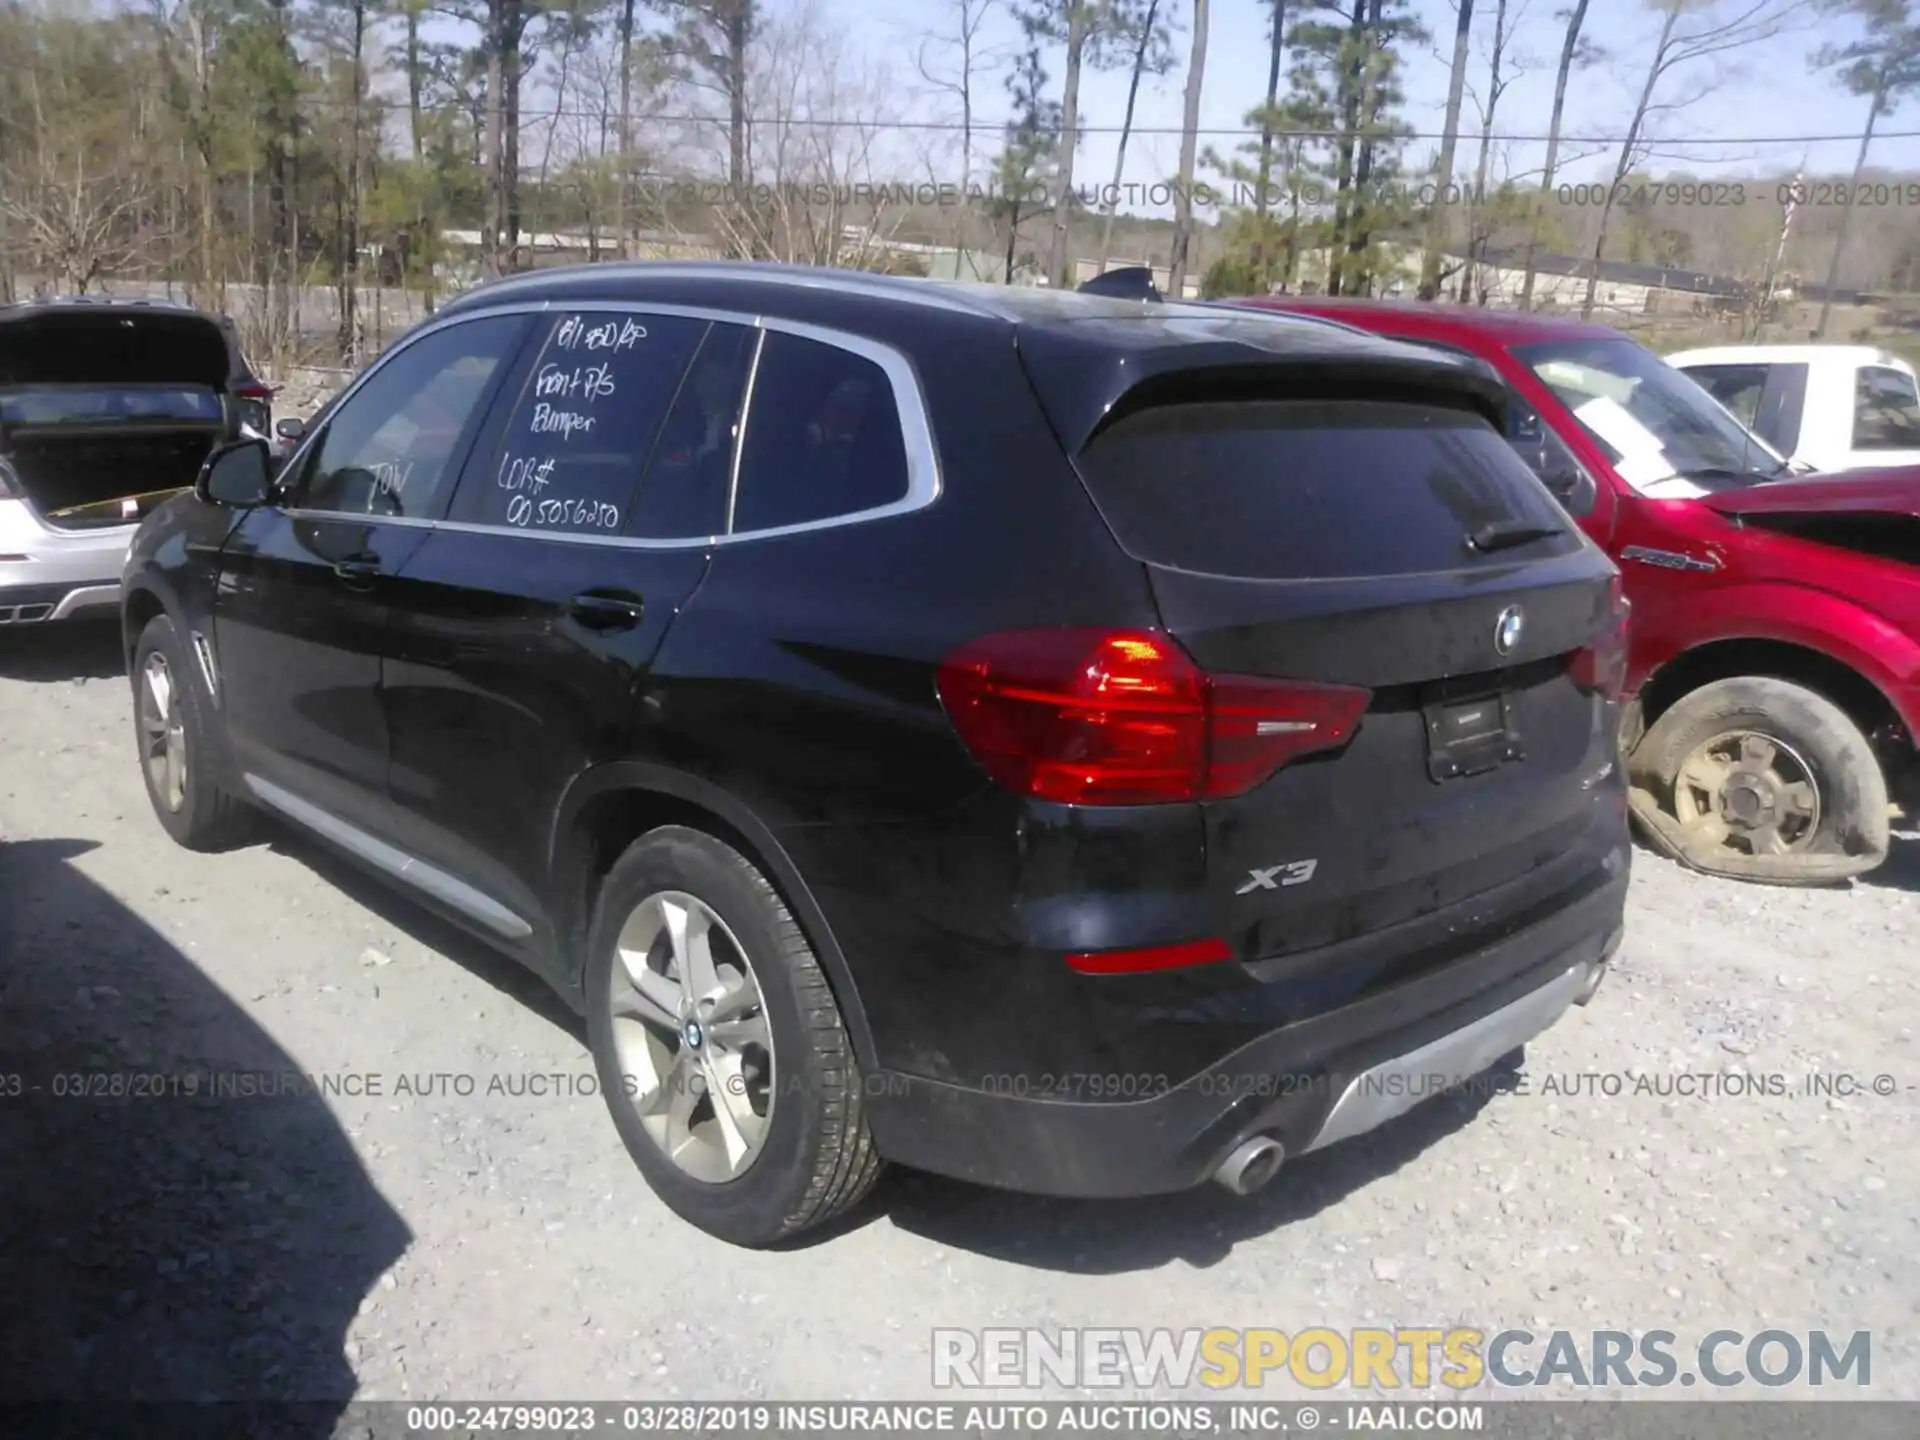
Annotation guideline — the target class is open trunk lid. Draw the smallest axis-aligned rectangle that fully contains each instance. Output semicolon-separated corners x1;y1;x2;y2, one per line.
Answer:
0;302;232;389
0;302;231;528
1031;321;1625;976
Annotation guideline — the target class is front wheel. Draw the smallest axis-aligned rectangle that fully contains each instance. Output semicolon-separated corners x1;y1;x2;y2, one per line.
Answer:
584;825;883;1246
1627;676;1889;884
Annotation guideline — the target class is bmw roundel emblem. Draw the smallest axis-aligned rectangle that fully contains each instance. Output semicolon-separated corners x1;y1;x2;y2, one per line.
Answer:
1494;605;1525;656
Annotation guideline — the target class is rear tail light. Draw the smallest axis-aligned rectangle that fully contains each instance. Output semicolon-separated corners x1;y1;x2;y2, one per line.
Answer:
1569;576;1631;702
935;628;1371;806
234;381;276;401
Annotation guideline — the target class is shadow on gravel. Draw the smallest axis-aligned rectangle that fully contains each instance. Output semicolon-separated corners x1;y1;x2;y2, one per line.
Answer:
0;618;126;683
263;826;583;1040
880;1061;1507;1273
1862;833;1920;894
0;837;410;1420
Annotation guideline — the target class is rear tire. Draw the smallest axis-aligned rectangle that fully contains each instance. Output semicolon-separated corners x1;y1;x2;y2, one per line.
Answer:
1628;676;1889;877
131;613;255;851
584;825;882;1246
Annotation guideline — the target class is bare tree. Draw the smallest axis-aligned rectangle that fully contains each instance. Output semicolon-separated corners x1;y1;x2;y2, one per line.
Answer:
1022;0;1107;290
0;154;156;294
913;0;1006;192
669;0;756;200
1166;0;1209;297
1811;0;1920;336
1580;0;1806;320
1092;0;1177;274
1519;0;1589;308
1459;0;1519;303
712;0;908;267
1245;0;1287;278
1419;0;1474;300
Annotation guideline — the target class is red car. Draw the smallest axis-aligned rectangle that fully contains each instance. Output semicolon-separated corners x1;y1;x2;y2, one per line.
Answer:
1230;296;1920;885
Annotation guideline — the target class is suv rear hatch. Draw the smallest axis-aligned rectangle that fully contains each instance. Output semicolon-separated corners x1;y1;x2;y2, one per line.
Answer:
0;304;232;529
1018;312;1627;988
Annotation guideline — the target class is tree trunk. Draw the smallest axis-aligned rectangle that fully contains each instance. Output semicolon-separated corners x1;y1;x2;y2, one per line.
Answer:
619;0;635;258
1096;0;1162;275
1520;0;1585;311
483;18;504;276
1582;2;1674;320
1418;0;1472;300
339;0;366;361
1816;77;1886;339
1343;0;1386;294
1460;0;1507;304
1248;0;1286;280
406;7;433;311
1167;0;1210;297
726;3;749;193
1046;3;1091;289
1327;2;1367;295
504;1;524;268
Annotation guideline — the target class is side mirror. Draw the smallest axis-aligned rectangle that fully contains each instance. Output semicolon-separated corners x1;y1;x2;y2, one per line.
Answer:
275;416;306;442
197;438;273;508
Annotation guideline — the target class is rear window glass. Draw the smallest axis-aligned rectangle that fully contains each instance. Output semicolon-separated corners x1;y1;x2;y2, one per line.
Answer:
1076;398;1579;580
0;388;223;425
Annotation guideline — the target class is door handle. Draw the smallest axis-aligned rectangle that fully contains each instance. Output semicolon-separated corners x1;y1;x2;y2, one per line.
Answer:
333;553;381;590
568;590;645;631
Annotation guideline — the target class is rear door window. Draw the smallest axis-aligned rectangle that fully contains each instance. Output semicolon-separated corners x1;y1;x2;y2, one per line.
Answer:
1853;365;1920;451
730;330;910;534
1076;398;1580;580
451;310;708;535
626;322;757;539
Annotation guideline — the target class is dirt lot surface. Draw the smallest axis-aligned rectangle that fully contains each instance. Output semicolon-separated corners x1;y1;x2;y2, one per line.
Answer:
2;620;1917;1414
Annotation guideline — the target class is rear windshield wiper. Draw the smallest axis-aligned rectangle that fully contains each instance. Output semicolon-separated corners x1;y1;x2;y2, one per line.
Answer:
1466;520;1563;553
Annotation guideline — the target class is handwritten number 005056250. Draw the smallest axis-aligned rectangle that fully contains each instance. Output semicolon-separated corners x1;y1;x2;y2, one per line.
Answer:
505;494;621;531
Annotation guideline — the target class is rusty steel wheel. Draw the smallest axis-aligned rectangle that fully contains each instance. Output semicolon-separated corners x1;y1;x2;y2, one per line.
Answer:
1671;729;1821;857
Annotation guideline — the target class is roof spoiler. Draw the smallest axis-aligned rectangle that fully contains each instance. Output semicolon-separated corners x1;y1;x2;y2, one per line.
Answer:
1077;267;1163;303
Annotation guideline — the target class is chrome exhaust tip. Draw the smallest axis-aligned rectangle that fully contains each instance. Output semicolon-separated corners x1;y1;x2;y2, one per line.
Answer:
1213;1135;1286;1196
1574;960;1609;1007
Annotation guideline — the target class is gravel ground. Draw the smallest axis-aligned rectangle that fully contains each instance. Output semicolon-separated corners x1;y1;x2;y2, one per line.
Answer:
2;619;1916;1414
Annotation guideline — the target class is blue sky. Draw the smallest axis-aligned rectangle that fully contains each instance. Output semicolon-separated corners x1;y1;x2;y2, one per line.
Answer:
858;0;1920;215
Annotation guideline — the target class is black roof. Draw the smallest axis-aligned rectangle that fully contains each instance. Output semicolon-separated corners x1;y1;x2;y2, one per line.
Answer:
436;261;1512;448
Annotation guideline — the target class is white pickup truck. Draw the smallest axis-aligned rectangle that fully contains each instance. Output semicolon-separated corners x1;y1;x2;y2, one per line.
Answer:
1666;343;1920;472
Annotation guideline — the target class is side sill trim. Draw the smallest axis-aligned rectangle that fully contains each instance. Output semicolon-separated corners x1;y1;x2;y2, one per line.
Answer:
242;773;534;941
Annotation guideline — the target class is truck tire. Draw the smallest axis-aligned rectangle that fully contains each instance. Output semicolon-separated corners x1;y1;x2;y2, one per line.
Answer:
1627;676;1889;884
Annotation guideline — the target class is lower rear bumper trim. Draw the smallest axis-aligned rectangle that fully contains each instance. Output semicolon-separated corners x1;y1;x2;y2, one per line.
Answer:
1301;960;1585;1154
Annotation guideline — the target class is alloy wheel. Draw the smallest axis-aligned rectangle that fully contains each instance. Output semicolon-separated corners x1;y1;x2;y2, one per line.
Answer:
606;890;775;1184
139;651;187;813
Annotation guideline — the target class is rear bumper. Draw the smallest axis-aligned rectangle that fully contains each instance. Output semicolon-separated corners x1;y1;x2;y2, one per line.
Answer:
862;848;1628;1197
0;499;133;622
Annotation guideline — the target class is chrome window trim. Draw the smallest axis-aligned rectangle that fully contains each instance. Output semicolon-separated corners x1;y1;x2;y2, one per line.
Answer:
274;297;944;548
724;328;767;535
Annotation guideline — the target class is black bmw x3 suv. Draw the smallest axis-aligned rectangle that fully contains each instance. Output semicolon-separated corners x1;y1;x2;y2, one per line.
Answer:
123;261;1631;1246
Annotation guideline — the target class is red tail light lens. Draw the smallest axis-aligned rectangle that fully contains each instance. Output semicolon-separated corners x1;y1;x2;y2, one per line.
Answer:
1570;578;1631;702
234;381;276;401
935;628;1371;805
